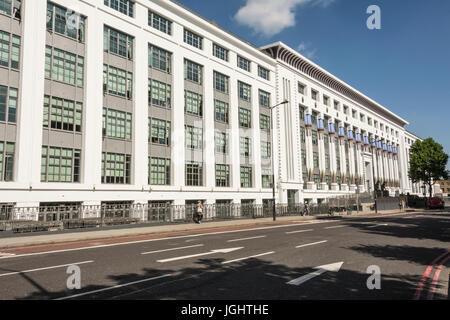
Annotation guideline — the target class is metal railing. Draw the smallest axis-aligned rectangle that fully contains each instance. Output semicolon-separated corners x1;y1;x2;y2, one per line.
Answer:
0;202;339;233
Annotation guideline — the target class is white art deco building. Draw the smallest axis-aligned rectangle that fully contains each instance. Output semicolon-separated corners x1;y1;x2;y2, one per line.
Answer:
0;0;423;219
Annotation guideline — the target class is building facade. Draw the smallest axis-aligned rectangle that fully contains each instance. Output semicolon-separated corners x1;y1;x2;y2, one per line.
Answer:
0;0;423;220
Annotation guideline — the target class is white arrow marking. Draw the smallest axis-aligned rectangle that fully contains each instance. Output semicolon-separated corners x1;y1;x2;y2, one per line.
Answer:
157;247;244;263
287;262;344;286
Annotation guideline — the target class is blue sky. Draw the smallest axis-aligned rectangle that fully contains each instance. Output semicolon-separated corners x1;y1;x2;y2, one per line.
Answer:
178;0;450;170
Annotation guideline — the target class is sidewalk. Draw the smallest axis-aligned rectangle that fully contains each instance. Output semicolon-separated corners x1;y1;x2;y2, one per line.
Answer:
0;209;419;250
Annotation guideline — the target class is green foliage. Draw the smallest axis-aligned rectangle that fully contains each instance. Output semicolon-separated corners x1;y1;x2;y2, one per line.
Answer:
408;138;448;195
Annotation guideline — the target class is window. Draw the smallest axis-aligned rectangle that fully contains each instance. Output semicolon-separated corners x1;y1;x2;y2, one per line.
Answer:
324;133;329;147
313;152;319;168
0;30;20;69
301;151;306;166
300;127;306;143
312;130;318;145
41;146;81;183
186;161;203;186
149;118;170;145
149;45;172;73
185;90;203;117
237;56;251;72
184;59;203;84
352;110;357;119
0;0;21;18
101;152;131;184
344;105;349;115
260;114;270;130
261;169;272;189
238;81;251;102
148;10;172;35
240;166;252;188
0;141;14;181
184;29;203;49
216;164;230;187
213;43;228;61
103;64;133;99
47;3;85;42
103;108;132;140
259;90;270;108
334;100;339;110
104;26;133;60
0;85;17;123
240;137;251;157
239;108;251;128
300;106;305;121
323;95;329;106
325;155;330;170
149;79;171;108
213;71;229;93
360;113;365;122
261;141;271;159
185;125;203;150
298;83;306;95
104;0;134;17
215;131;228;154
43;96;82;132
46;46;84;87
149;157;170;185
311;89;318;101
258;66;269;80
214;100;229;123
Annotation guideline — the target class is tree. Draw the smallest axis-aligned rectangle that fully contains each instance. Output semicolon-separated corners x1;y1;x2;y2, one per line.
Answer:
408;138;449;198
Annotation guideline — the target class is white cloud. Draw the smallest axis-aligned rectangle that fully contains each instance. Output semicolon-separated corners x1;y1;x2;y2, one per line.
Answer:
234;0;335;37
296;42;317;59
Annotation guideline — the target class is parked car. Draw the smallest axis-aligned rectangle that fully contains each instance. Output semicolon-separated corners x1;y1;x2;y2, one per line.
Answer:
427;197;445;209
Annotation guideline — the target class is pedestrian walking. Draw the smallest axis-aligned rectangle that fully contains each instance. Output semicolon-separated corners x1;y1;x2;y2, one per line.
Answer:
303;202;310;216
194;200;203;224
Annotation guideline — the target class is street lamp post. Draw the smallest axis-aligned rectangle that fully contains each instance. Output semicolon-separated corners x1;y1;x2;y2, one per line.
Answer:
269;100;289;221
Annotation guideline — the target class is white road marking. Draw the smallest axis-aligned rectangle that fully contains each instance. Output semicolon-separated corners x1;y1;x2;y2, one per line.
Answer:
141;244;204;255
285;229;314;234
222;252;275;265
0;220;340;260
366;224;388;228
157;247;244;263
227;235;266;242
54;274;172;300
0;260;94;278
324;225;346;229
0;252;15;257
295;240;328;248
287;262;344;286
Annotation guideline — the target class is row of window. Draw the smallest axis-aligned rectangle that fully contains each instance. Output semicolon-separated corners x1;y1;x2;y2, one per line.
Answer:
102;0;270;80
299;82;400;138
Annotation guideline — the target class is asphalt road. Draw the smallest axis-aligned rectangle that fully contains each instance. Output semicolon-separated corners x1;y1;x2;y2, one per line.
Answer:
0;210;449;300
